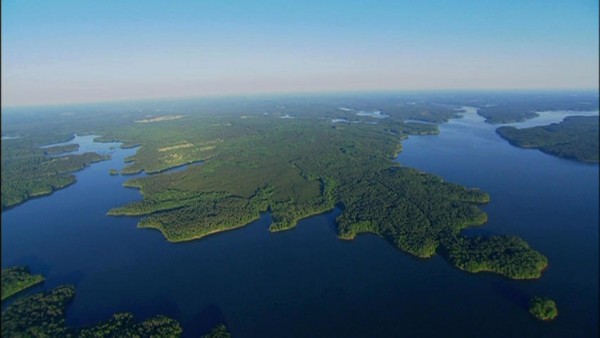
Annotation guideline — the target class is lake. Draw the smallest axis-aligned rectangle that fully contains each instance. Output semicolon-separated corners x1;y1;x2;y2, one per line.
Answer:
2;109;598;337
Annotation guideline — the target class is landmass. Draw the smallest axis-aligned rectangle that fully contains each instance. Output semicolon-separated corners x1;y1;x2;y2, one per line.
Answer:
0;284;230;337
529;297;558;321
477;106;539;124
496;115;599;163
2;94;552;281
43;143;79;156
471;92;599;124
109;168;119;175
1;285;181;336
441;235;548;279
1;144;109;209
103;102;546;279
1;266;45;301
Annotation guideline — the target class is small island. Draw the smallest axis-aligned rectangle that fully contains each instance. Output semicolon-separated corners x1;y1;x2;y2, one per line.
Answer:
529;297;558;321
497;115;599;163
109;168;119;175
1;266;45;301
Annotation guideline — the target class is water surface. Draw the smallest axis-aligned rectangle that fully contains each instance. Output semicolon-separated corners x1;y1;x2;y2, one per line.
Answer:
2;109;598;337
397;107;599;337
499;110;599;129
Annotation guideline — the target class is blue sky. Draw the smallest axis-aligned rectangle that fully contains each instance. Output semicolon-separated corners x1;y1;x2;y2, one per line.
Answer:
2;0;598;106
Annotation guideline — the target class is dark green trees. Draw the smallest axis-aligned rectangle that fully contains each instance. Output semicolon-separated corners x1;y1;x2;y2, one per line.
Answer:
1;266;45;301
529;297;558;321
497;115;599;163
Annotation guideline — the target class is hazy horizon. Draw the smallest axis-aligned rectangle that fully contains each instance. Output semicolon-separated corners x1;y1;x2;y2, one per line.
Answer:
2;88;598;111
2;1;598;107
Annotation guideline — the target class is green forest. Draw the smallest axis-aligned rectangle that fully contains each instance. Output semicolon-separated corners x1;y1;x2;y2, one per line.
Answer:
1;266;45;301
1;134;109;209
97;102;546;279
2;94;553;286
3;93;590;334
529;297;558;321
497;115;599;163
42;143;80;156
440;235;548;279
470;93;599;124
1;283;230;337
1;284;182;336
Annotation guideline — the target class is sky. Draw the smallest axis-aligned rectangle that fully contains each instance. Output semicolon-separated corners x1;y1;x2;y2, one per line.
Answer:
1;0;598;106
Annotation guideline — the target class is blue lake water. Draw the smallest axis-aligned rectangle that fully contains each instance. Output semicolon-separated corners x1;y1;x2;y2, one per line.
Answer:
498;109;599;129
2;109;598;337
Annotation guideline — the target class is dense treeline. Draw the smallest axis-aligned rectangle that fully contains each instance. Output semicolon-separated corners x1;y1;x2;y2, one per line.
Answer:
1;285;181;336
1;285;75;336
3;92;578;333
529;297;558;321
477;106;539;124
497;115;599;163
43;143;80;155
1;284;230;337
469;92;599;124
1;266;45;301
1;136;109;209
440;235;548;279
78;313;183;337
104;107;546;279
336;167;490;258
3;93;554;282
1;150;108;209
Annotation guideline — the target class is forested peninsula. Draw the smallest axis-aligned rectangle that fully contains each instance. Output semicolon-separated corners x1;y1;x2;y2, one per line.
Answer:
2;96;550;280
497;115;599;163
0;284;230;337
98;104;547;279
1;266;45;301
0;263;230;337
1;135;108;209
472;93;599;124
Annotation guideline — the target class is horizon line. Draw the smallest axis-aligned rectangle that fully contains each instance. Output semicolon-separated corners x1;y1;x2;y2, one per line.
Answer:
2;87;599;110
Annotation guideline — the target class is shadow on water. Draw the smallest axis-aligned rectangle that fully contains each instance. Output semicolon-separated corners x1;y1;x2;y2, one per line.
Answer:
54;269;85;288
188;304;228;338
325;204;344;236
491;282;531;312
66;295;183;331
8;255;52;276
152;297;182;326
